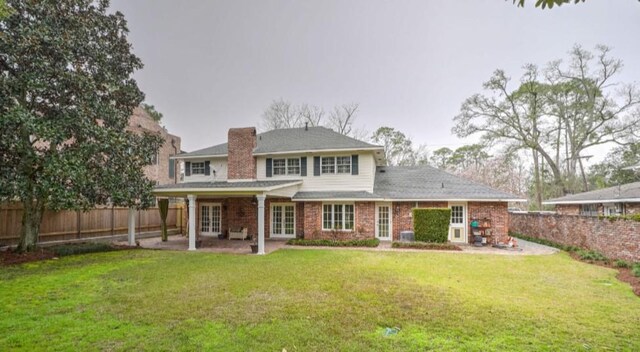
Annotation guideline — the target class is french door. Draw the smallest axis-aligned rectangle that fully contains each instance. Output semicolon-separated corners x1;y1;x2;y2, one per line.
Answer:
375;203;392;240
271;203;296;238
200;203;221;235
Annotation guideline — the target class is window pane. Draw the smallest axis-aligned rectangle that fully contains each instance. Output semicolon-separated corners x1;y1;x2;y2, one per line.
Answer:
285;206;295;235
321;157;335;174
191;162;205;175
323;204;333;230
334;204;343;230
287;158;300;175
272;205;282;234
273;159;286;175
336;156;351;174
451;206;463;224
345;204;354;230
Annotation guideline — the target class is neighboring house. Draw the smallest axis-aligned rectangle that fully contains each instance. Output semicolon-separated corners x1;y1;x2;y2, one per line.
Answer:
128;107;181;185
154;126;524;253
543;182;640;216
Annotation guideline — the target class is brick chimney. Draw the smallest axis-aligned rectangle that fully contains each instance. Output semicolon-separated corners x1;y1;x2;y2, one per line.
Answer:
227;127;257;180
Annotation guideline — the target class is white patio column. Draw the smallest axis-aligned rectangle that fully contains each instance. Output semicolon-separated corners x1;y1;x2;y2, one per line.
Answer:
257;194;266;255
188;194;197;251
127;207;136;246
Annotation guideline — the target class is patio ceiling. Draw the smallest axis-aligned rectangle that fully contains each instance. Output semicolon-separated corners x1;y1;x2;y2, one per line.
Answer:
152;180;302;197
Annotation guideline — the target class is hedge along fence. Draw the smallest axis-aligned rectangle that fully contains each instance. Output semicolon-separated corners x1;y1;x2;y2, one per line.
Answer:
412;208;451;243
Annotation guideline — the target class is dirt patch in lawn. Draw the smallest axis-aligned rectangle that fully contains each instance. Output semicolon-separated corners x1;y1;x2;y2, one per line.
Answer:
0;248;55;266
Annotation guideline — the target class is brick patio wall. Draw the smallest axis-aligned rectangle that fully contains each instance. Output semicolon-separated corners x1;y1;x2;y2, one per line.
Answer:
509;213;640;262
392;202;446;240
556;204;580;215
302;201;374;240
468;202;509;244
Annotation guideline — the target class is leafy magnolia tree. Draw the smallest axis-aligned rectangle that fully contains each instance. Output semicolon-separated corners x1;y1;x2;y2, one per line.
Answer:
453;45;640;202
0;0;162;252
141;103;163;122
588;143;640;188
511;0;586;9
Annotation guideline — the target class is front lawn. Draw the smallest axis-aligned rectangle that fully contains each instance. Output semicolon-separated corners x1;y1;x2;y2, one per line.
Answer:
1;249;639;351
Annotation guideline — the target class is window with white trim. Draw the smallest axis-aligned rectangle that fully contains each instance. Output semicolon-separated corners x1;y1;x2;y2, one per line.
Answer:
580;204;598;217
450;206;464;224
322;203;355;230
273;158;300;176
321;156;351;174
273;159;286;175
191;162;205;175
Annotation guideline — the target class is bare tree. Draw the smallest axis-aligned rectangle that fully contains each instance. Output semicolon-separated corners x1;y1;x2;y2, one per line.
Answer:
298;103;324;127
260;99;301;130
327;103;359;136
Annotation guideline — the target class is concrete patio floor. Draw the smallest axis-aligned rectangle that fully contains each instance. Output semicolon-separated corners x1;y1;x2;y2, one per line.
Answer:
120;235;558;256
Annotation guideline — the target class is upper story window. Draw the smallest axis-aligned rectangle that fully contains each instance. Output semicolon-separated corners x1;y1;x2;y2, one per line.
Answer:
191;162;205;175
273;158;300;176
322;156;351;174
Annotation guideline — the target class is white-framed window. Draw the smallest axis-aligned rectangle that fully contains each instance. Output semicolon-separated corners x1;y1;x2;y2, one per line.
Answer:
321;156;351;174
191;162;205;175
287;158;300;175
273;159;286;175
450;205;464;224
322;203;355;230
273;158;300;176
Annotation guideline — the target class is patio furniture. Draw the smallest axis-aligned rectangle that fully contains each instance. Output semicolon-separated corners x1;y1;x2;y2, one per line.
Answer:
229;227;248;240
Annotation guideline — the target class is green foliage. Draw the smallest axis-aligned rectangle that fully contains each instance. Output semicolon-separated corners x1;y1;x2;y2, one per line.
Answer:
286;238;380;247
371;127;418;166
614;259;631;269
588;143;640;189
632;263;640;277
392;241;461;251
512;0;586;9
0;0;162;251
412;208;451;243
0;0;12;18
577;250;609;263
598;214;640;222
141;103;163;122
50;242;117;257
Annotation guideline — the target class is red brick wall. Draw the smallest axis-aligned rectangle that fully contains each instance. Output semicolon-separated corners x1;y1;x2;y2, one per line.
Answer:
556;204;580;215
227;127;257;180
468;202;509;244
195;198;257;238
510;213;640;262
302;201;374;240
392;202;447;240
626;203;640;215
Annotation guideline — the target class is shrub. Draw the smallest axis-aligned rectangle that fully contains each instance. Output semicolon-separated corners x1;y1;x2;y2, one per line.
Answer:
392;241;461;251
412;208;451;243
50;242;117;257
577;249;608;262
286;238;380;247
614;259;631;268
633;263;640;278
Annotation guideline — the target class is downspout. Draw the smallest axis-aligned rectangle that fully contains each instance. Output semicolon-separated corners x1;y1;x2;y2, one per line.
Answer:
171;138;178;184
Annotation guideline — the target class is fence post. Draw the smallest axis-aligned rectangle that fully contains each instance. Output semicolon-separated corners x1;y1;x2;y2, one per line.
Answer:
111;206;115;236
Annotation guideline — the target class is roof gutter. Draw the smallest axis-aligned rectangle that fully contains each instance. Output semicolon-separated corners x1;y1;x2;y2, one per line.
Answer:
543;198;640;205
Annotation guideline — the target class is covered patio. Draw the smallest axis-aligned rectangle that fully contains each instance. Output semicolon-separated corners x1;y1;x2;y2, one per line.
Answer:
126;234;289;254
126;180;302;255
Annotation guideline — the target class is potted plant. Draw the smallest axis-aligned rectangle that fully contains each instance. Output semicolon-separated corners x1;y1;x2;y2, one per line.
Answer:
249;235;259;254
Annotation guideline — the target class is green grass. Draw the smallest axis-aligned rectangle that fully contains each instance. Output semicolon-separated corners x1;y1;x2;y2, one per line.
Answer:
391;241;461;250
1;250;639;351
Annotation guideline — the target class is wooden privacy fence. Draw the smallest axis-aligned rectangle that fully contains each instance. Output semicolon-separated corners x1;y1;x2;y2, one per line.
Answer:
0;204;183;245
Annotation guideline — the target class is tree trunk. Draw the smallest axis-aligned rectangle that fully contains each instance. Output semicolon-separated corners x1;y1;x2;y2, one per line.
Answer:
532;149;543;210
16;201;44;252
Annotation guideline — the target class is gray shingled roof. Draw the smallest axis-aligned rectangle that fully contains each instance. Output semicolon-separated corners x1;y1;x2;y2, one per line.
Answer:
544;181;640;204
293;191;380;200
177;126;381;158
373;166;524;201
154;180;300;190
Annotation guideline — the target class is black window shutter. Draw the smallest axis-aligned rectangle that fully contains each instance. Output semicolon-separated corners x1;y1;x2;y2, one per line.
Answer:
313;156;320;176
351;155;359;175
185;161;191;176
300;157;307;176
266;158;272;177
204;161;211;175
168;159;175;178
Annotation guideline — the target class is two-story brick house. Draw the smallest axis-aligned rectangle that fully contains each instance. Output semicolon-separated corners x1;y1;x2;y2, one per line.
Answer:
154;126;523;254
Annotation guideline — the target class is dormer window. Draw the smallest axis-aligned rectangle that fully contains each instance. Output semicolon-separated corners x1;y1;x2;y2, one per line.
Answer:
322;156;351;174
273;158;301;176
191;162;205;175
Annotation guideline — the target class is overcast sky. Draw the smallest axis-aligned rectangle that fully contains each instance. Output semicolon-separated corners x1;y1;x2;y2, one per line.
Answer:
110;0;640;161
